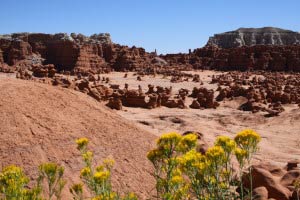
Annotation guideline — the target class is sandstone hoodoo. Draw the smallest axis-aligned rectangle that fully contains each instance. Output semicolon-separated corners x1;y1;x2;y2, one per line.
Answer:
207;27;300;48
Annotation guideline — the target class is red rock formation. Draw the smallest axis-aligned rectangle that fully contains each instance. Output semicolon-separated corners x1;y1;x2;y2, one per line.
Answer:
194;45;300;71
242;161;300;200
0;33;113;73
0;49;3;63
2;32;300;73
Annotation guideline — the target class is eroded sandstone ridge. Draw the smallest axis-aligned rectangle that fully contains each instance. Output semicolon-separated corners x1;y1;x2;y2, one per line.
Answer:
0;32;157;74
1;28;300;74
207;27;300;48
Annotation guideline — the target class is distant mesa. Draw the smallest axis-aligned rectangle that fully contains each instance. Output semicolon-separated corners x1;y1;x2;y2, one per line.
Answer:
206;27;300;48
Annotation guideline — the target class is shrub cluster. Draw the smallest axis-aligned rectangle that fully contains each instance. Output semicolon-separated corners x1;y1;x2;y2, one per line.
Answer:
0;129;261;200
147;129;261;200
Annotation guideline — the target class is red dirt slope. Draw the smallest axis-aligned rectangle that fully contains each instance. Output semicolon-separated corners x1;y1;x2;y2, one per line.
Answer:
0;78;156;199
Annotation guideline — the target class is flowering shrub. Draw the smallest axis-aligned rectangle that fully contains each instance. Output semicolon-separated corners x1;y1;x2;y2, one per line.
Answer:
38;162;66;200
0;163;65;200
147;132;196;199
0;165;40;200
0;129;261;200
147;129;261;200
74;137;137;200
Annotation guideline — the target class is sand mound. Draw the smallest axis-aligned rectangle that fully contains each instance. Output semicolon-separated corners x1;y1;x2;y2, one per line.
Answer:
0;78;156;199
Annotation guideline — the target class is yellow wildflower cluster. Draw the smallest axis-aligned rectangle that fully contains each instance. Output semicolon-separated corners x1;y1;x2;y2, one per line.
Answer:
206;146;225;164
156;132;182;151
179;149;203;169
178;134;198;152
39;162;64;178
76;137;89;150
92;192;117;200
235;147;248;166
0;165;29;198
74;137;137;200
147;149;162;163
80;167;91;178
148;129;262;200
103;158;115;169
235;129;261;149
82;151;93;163
157;132;182;144
215;136;236;154
148;132;197;199
93;170;110;183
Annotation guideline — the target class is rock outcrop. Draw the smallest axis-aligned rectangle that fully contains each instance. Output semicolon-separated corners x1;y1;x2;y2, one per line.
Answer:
0;33;158;73
207;27;300;48
163;45;300;71
243;161;300;200
2;28;300;73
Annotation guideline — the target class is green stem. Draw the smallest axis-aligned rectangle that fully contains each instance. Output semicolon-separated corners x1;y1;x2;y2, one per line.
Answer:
249;166;253;200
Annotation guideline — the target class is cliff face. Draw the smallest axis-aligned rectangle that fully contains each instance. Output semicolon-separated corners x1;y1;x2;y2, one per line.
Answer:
207;27;300;48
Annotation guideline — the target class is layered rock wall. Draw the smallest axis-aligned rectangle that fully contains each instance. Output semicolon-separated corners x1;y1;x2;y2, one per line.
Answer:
207;27;300;48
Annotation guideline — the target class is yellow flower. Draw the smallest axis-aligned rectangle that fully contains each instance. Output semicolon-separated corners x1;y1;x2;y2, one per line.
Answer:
147;149;163;162
234;129;261;156
206;146;225;160
76;137;89;150
92;193;117;200
157;132;182;147
179;149;202;166
93;170;110;183
178;134;198;152
0;165;29;185
234;148;247;166
219;182;228;189
96;165;104;172
215;136;236;154
103;158;115;169
170;175;184;185
82;151;93;162
80;167;91;177
206;146;225;167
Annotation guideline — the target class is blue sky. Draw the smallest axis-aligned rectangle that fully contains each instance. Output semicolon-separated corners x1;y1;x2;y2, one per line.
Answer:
0;0;299;53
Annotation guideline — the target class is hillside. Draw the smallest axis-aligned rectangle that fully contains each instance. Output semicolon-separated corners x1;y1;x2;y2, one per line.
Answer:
0;77;156;199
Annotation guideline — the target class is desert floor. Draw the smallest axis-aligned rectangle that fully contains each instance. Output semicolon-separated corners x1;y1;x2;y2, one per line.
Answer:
1;70;299;167
101;71;300;166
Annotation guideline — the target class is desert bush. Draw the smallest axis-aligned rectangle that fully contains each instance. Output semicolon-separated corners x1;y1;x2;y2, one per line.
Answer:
74;137;137;200
0;165;41;200
0;162;66;200
147;129;261;200
38;162;66;200
0;129;260;200
147;132;195;199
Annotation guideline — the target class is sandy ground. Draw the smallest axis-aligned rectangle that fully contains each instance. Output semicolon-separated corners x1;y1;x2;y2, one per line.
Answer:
101;71;300;166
